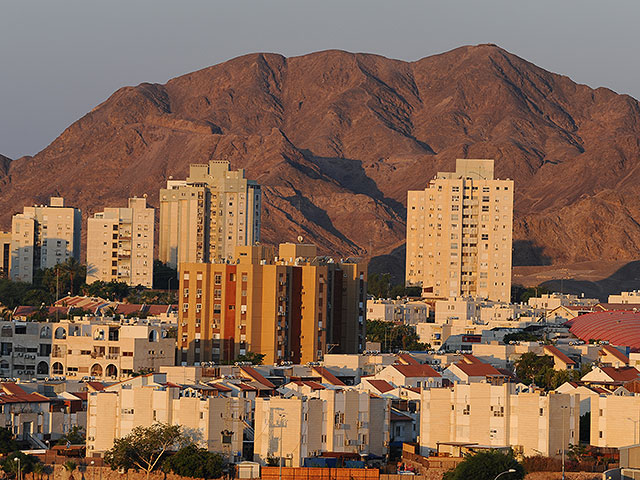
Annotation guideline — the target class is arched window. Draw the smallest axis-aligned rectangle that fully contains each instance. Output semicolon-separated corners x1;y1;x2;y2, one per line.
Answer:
40;325;51;338
106;364;118;378
148;330;159;342
54;327;66;339
37;362;49;375
52;362;64;375
90;364;103;377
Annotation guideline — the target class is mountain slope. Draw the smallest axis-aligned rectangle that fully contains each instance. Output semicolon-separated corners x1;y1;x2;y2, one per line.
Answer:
2;44;640;270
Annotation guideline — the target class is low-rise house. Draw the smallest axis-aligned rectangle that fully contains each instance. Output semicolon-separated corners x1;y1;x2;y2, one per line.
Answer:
543;345;577;370
599;345;630;367
374;363;442;389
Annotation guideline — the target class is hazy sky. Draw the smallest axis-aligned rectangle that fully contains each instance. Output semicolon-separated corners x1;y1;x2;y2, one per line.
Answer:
1;0;639;159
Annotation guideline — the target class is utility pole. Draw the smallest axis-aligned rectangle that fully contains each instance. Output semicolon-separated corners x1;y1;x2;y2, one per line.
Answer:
561;405;567;480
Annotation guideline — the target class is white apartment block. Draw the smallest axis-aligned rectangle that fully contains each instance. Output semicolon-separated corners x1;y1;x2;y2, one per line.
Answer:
87;373;247;459
10;197;81;283
608;290;640;304
528;293;599;311
254;388;389;467
159;161;261;268
0;321;52;379
50;317;175;381
86;197;154;287
591;395;640;447
420;383;578;458
406;159;513;302
366;299;430;325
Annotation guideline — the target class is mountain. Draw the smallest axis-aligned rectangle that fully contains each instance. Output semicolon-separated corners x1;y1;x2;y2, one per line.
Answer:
1;44;640;280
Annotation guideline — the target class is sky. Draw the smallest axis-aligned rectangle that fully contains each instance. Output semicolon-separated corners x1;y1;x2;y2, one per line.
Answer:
1;0;639;159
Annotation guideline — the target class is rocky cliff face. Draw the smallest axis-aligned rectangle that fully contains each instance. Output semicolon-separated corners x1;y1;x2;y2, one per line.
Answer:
2;44;640;272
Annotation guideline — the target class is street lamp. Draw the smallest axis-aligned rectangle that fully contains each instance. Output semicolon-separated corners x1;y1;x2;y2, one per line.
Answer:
494;469;516;480
14;457;20;480
91;460;95;480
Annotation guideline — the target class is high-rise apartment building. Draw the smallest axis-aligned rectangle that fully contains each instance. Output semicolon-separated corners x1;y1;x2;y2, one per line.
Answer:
406;159;513;302
10;197;81;283
178;243;366;365
0;232;11;277
159;161;261;269
86;197;154;287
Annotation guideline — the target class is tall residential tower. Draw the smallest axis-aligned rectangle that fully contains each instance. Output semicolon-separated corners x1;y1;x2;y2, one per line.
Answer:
10;197;81;283
86;197;154;287
406;159;513;302
159;161;261;269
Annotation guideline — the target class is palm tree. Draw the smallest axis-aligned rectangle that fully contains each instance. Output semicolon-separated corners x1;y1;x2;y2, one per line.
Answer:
63;461;77;480
57;258;86;296
32;462;43;480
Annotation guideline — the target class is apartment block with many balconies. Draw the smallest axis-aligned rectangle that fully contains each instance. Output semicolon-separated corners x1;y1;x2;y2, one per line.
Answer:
159;161;261;268
86;197;154;287
406;159;513;302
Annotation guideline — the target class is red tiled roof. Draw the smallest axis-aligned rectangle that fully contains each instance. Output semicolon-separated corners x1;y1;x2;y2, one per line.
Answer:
72;392;88;400
240;366;275;389
312;367;346;386
600;345;629;364
366;379;395;393
291;380;326;390
461;354;483;364
1;383;26;395
398;353;420;366
390;411;412;422
236;383;258;391
599;367;640;382
597;303;640;312
146;305;171;315
116;304;146;315
207;382;233;392
13;306;36;316
86;381;106;392
453;362;502;377
0;392;50;404
543;345;577;366
392;364;441;378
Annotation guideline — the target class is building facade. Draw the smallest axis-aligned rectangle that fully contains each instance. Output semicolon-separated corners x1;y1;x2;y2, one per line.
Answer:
86;373;247;458
0;232;11;277
86;197;154;287
178;243;366;365
254;388;389;467
10;197;81;283
420;383;578;458
159;161;261;268
50;317;176;381
0;321;52;379
406;159;513;302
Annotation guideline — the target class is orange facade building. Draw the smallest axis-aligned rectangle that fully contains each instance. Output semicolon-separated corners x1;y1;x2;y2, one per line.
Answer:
178;243;366;365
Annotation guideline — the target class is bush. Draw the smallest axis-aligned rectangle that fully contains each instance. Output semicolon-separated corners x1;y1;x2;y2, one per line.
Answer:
442;450;525;480
163;444;224;479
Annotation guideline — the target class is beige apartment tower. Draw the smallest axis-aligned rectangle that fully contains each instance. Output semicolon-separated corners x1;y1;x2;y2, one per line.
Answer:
159;161;261;269
406;159;513;302
10;197;81;283
86;197;154;287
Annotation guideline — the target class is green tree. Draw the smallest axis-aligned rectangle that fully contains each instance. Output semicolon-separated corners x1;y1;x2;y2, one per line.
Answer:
579;412;591;443
514;352;554;386
56;426;85;446
163;444;224;479
442;450;525;480
0;427;20;454
234;352;266;365
366;320;429;352
1;452;40;478
104;423;187;479
63;460;77;480
153;261;178;290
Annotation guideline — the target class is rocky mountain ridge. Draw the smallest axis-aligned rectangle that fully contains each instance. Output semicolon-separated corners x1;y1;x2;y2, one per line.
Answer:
1;44;640;278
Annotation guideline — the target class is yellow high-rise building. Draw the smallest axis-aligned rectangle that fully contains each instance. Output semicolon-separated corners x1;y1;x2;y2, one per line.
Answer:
178;243;366;365
159;161;261;268
406;159;513;302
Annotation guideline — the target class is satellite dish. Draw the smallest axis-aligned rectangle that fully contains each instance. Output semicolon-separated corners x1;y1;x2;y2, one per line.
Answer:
297;236;303;243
